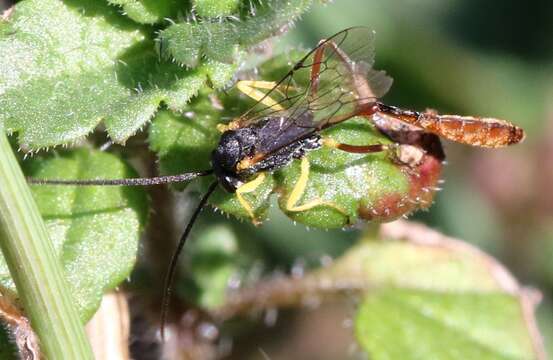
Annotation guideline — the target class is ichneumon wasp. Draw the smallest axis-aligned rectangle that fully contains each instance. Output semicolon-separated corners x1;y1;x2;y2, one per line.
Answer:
28;26;525;339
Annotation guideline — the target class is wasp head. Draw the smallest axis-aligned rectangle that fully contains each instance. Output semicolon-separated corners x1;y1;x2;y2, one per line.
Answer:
211;128;258;192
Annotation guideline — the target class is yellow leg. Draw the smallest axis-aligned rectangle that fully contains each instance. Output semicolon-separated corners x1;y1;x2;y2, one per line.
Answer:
286;157;346;214
237;80;282;90
217;80;289;133
236;80;285;111
322;136;391;154
236;173;266;224
322;137;340;149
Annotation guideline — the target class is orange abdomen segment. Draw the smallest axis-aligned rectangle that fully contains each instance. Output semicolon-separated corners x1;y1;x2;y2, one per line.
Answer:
375;104;525;148
418;115;525;148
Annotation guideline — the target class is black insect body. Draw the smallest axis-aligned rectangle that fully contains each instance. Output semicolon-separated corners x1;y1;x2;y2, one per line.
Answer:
212;114;321;192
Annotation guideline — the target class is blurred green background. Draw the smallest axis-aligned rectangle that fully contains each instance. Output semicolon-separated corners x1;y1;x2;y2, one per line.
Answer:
2;0;553;358
225;0;553;358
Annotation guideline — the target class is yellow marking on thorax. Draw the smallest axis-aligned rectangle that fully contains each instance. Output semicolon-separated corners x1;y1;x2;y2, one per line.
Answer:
236;158;253;171
236;153;265;172
217;120;240;133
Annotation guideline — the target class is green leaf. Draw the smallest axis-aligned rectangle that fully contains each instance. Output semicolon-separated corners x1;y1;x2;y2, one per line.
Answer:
356;289;534;360
108;0;185;24
0;0;235;150
187;225;238;309
149;97;220;175
159;0;313;66
159;22;239;67
320;230;514;292
0;130;94;358
325;223;539;359
0;150;149;321
194;0;241;18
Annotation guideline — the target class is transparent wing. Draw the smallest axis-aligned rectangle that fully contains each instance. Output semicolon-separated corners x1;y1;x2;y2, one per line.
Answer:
235;27;393;132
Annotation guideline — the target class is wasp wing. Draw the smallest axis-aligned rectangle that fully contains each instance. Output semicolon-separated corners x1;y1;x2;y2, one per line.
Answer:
235;27;393;134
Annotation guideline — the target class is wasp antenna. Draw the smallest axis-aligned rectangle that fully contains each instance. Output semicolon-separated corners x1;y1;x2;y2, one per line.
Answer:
160;180;219;341
27;170;213;186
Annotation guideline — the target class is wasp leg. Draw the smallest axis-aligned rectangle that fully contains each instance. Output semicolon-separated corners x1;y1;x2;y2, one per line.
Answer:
322;137;425;168
235;173;266;224
308;39;379;127
285;157;346;214
309;39;328;97
322;137;390;154
217;81;289;133
236;80;285;111
309;40;357;98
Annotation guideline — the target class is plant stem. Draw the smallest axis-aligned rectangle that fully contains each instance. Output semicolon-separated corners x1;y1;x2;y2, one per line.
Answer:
0;130;94;359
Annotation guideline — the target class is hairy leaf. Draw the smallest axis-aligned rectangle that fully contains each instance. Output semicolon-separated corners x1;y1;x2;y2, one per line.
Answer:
159;0;313;66
275;118;409;228
0;150;148;321
108;0;184;24
194;0;241;18
0;0;234;149
344;223;539;360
